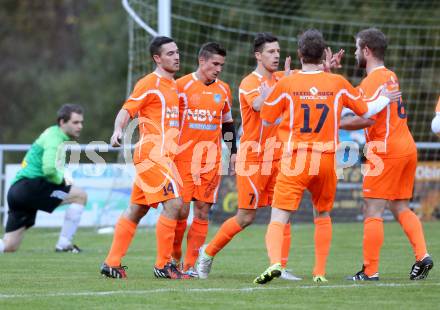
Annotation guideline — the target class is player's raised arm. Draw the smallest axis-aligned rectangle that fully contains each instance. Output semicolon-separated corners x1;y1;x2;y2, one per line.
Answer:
431;114;440;135
322;48;344;72
284;56;291;76
260;78;289;125
361;86;401;119
431;96;440;135
251;82;274;112
322;47;333;72
341;77;401;120
331;49;344;69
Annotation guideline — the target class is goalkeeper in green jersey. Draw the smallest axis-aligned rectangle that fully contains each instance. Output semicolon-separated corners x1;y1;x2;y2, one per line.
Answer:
0;104;87;253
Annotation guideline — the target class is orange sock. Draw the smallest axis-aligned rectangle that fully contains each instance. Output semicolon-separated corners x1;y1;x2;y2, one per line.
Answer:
281;223;291;268
363;217;383;276
183;218;209;270
105;216;137;267
397;209;427;261
172;219;187;262
205;216;242;257
266;221;285;265
155;215;177;269
313;217;332;276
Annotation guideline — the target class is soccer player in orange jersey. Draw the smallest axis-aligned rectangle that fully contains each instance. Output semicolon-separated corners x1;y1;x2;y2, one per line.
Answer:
170;42;237;276
197;33;303;281
100;36;191;279
253;29;401;284
339;28;433;281
431;97;440;136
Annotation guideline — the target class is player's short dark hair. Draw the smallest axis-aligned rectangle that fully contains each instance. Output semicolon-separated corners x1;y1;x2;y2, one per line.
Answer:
254;32;278;53
149;36;175;60
298;29;326;65
356;28;387;61
198;42;227;60
57;104;84;125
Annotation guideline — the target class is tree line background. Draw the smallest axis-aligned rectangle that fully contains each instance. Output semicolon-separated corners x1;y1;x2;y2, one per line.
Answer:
1;0;440;150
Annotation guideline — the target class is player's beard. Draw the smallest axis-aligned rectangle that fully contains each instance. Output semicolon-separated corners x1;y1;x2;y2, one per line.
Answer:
356;55;366;69
163;62;179;74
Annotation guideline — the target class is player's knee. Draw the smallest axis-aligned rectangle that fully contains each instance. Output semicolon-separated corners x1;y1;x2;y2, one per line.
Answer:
71;189;87;205
78;190;88;205
363;200;386;218
194;204;210;220
363;206;383;218
236;211;255;228
315;211;330;218
177;208;190;220
175;202;190;220
162;198;183;219
163;198;182;210
125;205;148;222
389;203;410;219
194;210;209;221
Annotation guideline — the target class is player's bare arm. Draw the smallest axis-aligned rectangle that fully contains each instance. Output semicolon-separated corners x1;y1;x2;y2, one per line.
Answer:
110;109;131;147
331;49;344;69
322;47;344;72
340;115;375;130
284;56;291;76
252;82;274;112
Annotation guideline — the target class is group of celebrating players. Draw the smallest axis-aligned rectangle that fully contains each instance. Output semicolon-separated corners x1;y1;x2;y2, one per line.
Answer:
1;27;434;284
101;27;434;283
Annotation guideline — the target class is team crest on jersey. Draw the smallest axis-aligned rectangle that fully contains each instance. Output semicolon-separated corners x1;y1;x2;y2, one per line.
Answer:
214;93;222;103
310;87;318;95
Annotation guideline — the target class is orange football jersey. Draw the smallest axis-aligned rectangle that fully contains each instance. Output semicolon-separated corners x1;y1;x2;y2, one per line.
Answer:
358;66;416;158
122;72;180;164
238;70;286;162
175;73;233;164
436;96;440;113
261;70;369;154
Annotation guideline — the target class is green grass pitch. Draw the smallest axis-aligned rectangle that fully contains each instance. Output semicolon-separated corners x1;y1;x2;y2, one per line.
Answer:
0;222;438;309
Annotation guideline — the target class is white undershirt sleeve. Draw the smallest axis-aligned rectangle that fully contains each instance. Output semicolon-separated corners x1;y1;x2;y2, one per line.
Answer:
361;96;390;119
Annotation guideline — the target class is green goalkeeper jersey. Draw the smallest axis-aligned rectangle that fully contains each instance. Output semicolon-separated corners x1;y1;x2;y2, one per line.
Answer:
13;125;71;185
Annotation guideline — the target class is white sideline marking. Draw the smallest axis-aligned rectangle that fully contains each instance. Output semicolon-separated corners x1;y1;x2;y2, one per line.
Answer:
0;282;439;299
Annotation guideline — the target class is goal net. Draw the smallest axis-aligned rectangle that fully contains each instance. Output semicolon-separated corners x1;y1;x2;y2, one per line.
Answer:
123;0;440;222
